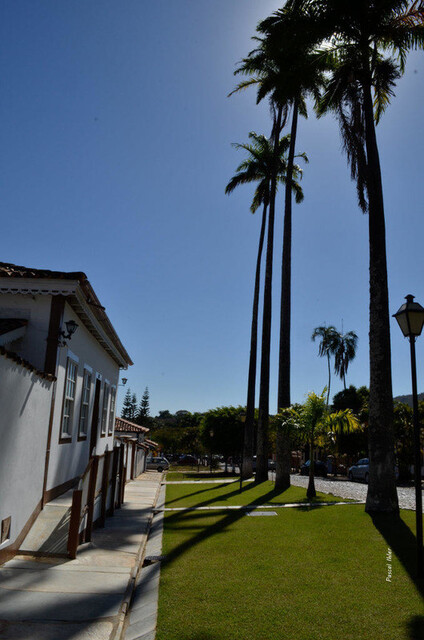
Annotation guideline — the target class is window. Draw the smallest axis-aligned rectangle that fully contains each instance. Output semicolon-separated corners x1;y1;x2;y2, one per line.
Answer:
108;386;116;435
61;358;78;439
78;369;92;439
1;517;11;544
100;383;110;436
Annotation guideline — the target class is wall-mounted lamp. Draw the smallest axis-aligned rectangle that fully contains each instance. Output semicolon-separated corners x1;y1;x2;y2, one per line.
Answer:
119;378;128;387
58;320;79;346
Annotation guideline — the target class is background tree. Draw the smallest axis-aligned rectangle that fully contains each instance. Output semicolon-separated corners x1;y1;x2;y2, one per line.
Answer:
130;392;137;421
332;385;369;460
311;325;338;406
121;388;133;420
200;407;244;472
136;386;151;426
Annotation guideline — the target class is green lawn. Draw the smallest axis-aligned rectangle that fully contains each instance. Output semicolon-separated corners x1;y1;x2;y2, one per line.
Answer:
156;481;424;640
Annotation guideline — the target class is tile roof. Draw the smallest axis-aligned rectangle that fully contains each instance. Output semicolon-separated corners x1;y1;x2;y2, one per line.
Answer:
145;438;159;447
0;346;55;381
0;262;86;281
114;416;149;433
0;262;132;366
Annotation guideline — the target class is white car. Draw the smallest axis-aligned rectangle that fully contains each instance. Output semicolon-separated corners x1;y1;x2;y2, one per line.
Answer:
146;456;170;472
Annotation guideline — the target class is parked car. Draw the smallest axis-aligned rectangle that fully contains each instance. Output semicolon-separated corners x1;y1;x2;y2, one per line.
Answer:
251;456;276;472
146;456;170;472
300;460;328;477
348;458;369;483
348;458;399;483
178;454;198;466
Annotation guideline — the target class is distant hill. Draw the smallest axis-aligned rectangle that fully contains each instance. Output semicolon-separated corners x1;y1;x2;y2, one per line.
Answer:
393;393;424;407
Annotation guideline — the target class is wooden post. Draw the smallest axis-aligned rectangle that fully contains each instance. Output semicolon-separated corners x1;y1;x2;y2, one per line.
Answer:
131;441;136;479
110;446;119;516
116;445;125;509
67;488;82;560
86;456;99;542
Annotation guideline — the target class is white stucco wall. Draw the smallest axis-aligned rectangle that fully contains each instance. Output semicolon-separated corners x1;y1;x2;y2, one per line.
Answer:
0;355;53;551
46;302;120;492
0;294;51;371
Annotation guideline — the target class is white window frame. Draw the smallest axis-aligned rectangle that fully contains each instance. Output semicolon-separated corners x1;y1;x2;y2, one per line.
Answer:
78;367;92;439
60;357;78;440
108;386;116;436
100;382;110;437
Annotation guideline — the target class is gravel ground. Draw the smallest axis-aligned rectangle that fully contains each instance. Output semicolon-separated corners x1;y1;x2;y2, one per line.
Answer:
288;473;421;510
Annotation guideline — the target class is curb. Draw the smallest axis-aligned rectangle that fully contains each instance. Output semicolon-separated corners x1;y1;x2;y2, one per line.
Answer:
110;473;164;640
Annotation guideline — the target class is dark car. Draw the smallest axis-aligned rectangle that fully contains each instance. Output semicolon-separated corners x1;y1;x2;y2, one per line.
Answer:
348;458;369;483
178;454;198;466
300;460;328;477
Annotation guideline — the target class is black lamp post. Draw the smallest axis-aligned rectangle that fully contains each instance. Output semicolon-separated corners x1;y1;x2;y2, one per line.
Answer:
393;294;424;578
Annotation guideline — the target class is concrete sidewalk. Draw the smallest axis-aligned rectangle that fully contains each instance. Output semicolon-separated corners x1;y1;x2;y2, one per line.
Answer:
0;471;163;640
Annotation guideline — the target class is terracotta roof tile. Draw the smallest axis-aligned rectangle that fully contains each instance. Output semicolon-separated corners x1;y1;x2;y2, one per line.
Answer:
114;416;149;433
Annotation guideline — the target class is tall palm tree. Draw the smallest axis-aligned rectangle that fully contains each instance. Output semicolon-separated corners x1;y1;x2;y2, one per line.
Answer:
333;329;358;389
294;0;424;513
225;132;305;479
231;55;289;482
234;8;324;489
311;325;339;405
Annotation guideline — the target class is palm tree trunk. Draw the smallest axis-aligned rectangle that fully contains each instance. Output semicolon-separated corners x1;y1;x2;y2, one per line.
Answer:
307;441;316;499
362;78;398;514
243;202;268;479
257;106;283;483
276;99;299;490
327;352;331;407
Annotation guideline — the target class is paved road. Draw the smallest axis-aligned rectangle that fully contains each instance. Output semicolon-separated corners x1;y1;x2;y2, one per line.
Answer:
288;473;421;511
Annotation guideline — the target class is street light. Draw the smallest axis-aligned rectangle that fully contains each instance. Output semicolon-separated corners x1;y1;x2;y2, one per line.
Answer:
393;294;424;578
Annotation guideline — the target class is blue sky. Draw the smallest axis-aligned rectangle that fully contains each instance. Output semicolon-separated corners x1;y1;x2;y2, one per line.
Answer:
2;1;424;416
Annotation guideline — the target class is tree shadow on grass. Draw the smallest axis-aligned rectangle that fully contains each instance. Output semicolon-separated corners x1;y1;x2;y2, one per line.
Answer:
165;483;233;507
162;482;296;569
406;615;424;640
370;513;424;599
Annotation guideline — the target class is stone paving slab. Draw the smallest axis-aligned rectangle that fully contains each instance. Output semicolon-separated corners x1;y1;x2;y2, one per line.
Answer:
5;559;129;574
0;567;129;593
0;590;122;621
0;620;114;640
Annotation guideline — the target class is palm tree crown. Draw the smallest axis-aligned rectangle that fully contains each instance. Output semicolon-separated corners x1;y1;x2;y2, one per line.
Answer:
333;330;358;389
311;325;339;405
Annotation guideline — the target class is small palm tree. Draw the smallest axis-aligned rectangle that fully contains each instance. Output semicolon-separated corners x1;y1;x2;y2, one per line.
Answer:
311;325;339;406
291;390;360;499
225;132;305;479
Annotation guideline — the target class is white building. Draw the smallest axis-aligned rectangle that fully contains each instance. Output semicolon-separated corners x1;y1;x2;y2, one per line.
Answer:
0;262;132;563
